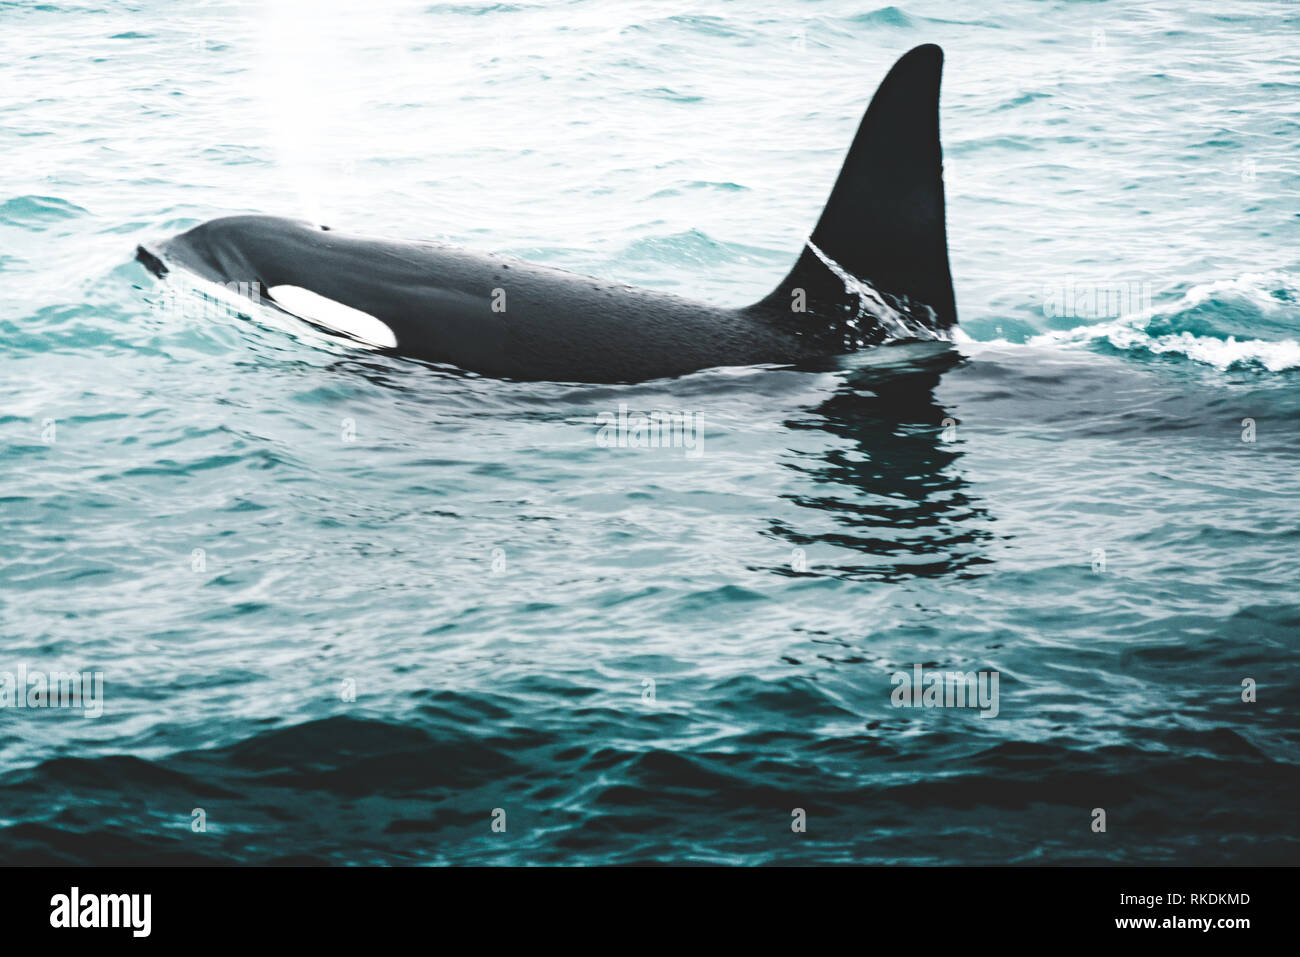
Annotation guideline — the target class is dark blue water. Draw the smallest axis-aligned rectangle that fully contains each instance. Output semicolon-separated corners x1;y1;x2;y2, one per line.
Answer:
2;0;1298;864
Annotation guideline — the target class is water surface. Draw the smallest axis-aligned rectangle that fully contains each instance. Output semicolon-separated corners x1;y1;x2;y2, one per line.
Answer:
1;0;1298;864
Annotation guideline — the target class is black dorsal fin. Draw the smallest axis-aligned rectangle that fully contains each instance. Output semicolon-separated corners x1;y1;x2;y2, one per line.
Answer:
761;44;956;335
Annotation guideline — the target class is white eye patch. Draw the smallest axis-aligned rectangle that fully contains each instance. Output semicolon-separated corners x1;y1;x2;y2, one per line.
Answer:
267;285;397;349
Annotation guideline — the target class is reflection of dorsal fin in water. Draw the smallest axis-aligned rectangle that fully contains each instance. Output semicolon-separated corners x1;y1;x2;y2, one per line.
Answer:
843;342;964;400
759;44;956;336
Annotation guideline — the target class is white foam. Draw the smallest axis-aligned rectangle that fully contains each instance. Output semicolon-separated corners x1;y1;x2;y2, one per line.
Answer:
1044;323;1300;372
805;241;950;345
1025;272;1300;371
267;285;397;348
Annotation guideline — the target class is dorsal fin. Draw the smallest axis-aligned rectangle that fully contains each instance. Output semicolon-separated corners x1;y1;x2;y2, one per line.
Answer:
761;44;956;335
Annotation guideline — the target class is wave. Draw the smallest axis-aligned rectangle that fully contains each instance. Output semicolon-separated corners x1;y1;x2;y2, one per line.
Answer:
1026;272;1300;371
0;194;89;228
2;709;1295;865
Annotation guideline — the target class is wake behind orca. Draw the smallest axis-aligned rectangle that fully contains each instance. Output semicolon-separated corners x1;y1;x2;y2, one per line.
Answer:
138;44;956;384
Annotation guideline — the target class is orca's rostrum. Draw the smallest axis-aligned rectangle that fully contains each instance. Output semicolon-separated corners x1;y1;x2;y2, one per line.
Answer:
139;44;957;384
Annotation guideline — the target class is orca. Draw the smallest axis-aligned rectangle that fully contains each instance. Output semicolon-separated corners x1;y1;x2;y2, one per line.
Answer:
138;44;956;384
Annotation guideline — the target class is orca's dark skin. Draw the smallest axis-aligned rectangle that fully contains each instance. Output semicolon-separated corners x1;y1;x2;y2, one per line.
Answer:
139;44;957;384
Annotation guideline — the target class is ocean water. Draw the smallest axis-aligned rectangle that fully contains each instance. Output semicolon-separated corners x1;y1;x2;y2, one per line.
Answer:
2;0;1299;865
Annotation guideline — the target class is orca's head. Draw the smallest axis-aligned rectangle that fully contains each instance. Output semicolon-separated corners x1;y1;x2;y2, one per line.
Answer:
141;215;399;350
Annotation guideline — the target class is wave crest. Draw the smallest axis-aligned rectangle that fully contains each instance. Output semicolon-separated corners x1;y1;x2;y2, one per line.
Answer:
1032;272;1300;371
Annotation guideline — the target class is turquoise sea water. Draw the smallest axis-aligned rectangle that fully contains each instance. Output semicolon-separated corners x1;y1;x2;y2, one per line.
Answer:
2;0;1298;864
